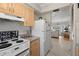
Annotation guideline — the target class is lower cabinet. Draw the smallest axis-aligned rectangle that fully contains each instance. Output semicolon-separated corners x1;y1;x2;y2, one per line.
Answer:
30;39;40;56
75;47;79;56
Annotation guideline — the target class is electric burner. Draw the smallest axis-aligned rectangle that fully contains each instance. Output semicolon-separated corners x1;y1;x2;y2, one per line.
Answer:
0;41;8;44
16;40;23;43
12;39;18;41
0;43;12;49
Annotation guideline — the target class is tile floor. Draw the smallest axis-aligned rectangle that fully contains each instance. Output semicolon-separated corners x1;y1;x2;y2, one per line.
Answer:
47;36;73;56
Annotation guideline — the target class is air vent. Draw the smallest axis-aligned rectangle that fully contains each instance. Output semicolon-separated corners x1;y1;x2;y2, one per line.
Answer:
53;9;59;12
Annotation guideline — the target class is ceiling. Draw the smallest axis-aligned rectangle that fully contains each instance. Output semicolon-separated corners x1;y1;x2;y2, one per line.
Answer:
33;3;52;9
27;3;71;13
52;6;71;23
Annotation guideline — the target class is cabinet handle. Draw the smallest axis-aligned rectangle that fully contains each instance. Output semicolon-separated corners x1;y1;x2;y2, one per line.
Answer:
15;47;19;50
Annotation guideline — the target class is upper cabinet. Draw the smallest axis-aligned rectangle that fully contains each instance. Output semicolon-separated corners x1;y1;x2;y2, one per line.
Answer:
0;3;11;14
11;3;24;17
24;6;34;26
0;3;35;26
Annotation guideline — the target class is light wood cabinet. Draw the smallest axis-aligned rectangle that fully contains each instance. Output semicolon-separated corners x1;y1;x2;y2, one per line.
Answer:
30;39;40;56
24;6;34;26
28;7;34;26
0;3;27;18
12;4;35;26
11;3;24;17
0;3;35;26
75;47;79;56
0;3;11;14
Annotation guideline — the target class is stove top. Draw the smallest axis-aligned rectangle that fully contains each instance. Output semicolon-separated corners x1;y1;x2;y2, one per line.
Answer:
0;41;8;44
11;38;18;41
0;43;12;49
0;38;25;49
16;40;23;43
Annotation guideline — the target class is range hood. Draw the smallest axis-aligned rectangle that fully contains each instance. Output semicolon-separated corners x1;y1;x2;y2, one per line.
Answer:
0;13;24;22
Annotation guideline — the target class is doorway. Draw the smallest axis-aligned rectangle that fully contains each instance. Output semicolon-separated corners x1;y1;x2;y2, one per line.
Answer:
48;5;74;56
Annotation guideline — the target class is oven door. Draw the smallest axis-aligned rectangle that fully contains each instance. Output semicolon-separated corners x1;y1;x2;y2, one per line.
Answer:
16;49;30;56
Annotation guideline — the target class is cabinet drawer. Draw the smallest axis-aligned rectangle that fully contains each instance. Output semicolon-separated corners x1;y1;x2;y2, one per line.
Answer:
30;39;40;56
75;47;79;56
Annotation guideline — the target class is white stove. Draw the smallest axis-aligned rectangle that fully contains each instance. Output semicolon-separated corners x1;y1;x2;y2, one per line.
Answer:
0;38;30;56
0;31;30;56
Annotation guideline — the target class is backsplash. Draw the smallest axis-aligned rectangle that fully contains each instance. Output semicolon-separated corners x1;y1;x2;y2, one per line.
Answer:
0;19;30;35
0;31;18;41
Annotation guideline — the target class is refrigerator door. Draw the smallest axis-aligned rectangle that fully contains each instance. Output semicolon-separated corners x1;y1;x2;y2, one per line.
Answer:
44;21;52;55
32;20;52;56
32;20;45;32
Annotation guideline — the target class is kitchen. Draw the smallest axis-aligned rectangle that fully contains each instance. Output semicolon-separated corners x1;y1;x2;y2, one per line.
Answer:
0;3;79;56
0;3;40;56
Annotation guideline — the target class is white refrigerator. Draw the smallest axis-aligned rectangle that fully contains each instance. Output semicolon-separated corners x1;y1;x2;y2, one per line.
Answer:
32;20;52;56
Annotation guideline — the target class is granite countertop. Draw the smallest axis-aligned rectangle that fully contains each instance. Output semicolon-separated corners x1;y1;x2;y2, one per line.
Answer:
28;36;40;42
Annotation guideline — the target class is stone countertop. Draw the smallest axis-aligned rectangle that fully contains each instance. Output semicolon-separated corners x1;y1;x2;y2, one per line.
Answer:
20;36;40;42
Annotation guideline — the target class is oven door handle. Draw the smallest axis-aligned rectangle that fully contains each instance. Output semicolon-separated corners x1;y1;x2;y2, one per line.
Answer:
15;47;19;50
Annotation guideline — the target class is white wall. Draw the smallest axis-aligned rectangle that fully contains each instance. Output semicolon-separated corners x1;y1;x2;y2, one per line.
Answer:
71;3;79;55
35;13;41;20
52;17;71;23
74;4;79;45
41;12;51;23
41;5;72;34
51;5;73;40
52;5;71;23
41;3;71;13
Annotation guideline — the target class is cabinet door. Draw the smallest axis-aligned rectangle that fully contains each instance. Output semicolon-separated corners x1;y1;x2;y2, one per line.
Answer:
75;47;79;56
12;3;24;17
30;40;40;56
28;7;34;26
24;7;34;26
0;3;10;14
22;5;28;18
